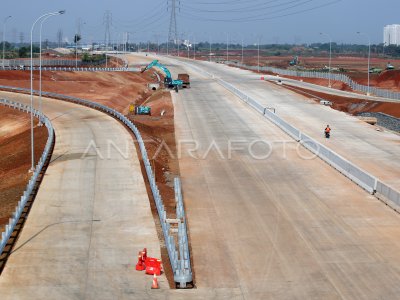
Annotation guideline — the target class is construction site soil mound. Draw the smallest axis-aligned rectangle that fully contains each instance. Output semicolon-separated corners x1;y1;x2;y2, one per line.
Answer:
216;54;400;92
0;106;47;233
284;76;355;92
282;84;400;119
0;70;155;113
375;70;400;90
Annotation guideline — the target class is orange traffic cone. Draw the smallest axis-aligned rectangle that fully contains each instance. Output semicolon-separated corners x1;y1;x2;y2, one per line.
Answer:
151;273;159;289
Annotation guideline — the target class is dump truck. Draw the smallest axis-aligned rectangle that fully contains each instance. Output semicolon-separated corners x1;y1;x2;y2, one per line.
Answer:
178;73;190;88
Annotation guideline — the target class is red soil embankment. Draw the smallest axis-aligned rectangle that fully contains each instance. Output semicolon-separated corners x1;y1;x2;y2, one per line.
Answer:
283;84;400;118
0;70;156;113
0;106;47;232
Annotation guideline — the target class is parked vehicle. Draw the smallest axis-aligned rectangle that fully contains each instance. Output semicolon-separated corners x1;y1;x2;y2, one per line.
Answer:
178;73;190;88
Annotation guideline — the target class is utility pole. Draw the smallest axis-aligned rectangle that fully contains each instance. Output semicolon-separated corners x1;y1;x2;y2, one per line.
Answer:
241;38;244;64
75;18;83;68
320;32;333;88
2;16;12;69
258;38;260;72
357;32;371;96
226;33;229;62
194;36;196;60
209;37;212;62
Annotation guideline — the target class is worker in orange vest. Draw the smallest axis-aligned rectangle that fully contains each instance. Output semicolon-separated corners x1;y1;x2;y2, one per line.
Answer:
324;125;331;138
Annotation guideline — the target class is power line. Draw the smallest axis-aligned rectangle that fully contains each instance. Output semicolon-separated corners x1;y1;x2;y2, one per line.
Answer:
180;0;341;22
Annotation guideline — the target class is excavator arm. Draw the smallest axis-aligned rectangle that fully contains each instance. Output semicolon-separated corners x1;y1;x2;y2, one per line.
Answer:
141;59;183;88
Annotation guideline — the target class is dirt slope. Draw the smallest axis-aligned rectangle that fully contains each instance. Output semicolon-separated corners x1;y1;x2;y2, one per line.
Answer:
0;106;47;232
0;70;158;114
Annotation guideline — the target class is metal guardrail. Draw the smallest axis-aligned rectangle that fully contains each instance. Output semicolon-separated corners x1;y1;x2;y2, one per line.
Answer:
3;59;84;67
183;62;400;209
0;85;192;287
226;61;400;101
2;59;108;68
0;99;54;255
1;66;140;72
173;178;192;287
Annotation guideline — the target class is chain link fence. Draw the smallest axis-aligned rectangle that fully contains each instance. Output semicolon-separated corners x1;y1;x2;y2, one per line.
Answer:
226;61;400;101
2;65;140;72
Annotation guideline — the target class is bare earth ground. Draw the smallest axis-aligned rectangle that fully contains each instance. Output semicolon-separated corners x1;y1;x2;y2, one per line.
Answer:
194;51;400;92
273;77;400;118
282;84;400;119
0;70;180;287
12;55;124;68
242;56;400;92
0;107;47;233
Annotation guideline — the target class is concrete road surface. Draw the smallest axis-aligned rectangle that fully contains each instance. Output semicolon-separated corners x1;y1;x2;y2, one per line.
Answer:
0;91;165;299
172;58;400;192
124;54;400;299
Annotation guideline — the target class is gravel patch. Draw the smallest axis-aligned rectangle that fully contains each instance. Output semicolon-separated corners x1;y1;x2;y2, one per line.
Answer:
357;112;400;132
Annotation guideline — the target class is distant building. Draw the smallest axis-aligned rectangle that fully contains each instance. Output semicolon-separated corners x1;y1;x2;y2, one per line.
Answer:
384;24;400;46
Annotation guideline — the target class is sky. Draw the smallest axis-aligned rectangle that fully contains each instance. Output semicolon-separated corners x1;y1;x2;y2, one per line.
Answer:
1;0;399;45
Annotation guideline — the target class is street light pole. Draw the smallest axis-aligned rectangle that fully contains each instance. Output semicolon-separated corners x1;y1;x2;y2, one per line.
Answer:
30;10;65;172
320;32;332;88
257;37;260;72
357;31;371;95
209;37;212;62
226;33;229;62
39;11;65;126
75;18;82;68
242;37;244;65
2;16;12;69
194;36;196;60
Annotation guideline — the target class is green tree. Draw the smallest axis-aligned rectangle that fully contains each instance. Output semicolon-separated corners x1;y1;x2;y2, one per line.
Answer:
0;41;12;51
18;47;29;58
17;45;39;58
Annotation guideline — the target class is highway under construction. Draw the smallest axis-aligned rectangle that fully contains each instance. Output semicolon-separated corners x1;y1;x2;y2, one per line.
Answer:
0;52;399;299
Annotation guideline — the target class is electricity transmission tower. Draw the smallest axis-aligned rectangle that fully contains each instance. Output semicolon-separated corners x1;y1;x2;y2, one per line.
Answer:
103;11;112;48
57;29;63;48
168;0;179;44
19;32;24;45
